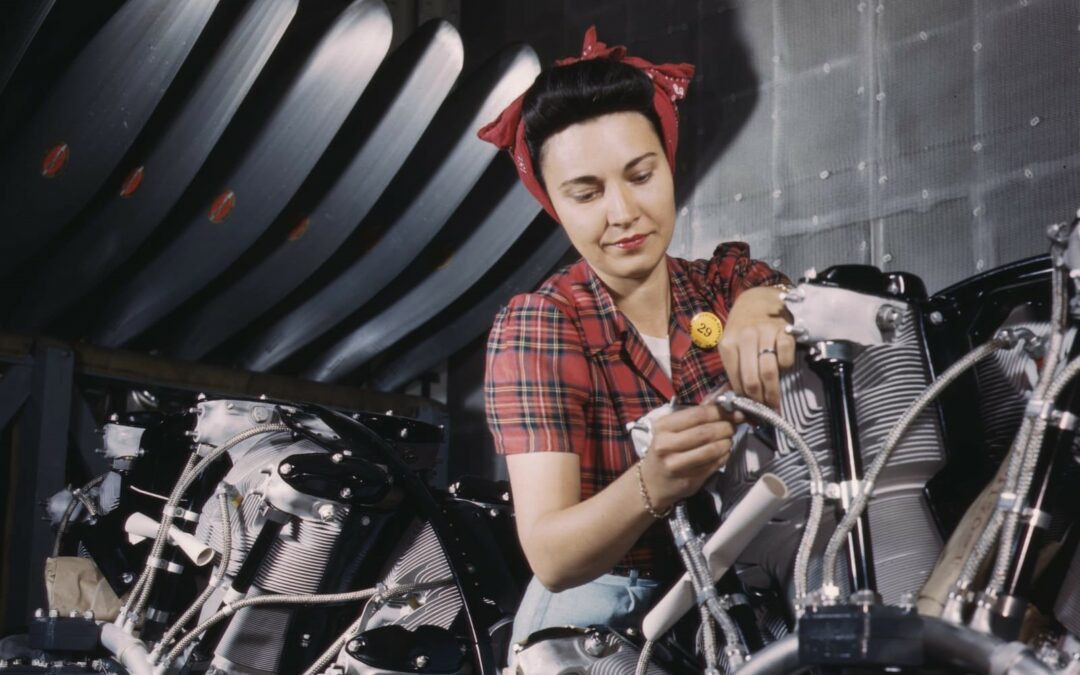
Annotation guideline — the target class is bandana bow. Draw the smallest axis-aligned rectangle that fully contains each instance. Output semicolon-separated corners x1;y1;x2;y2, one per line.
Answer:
477;26;695;222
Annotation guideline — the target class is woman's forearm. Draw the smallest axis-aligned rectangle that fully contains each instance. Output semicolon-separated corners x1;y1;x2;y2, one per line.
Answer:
520;464;658;591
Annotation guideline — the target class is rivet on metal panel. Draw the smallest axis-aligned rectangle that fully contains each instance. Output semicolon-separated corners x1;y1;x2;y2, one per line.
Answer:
823;63;831;74
882;253;893;264
1030;116;1041;126
772;259;782;267
919;31;929;41
977;259;986;271
772;189;782;199
972;141;983;152
680;206;689;216
972;42;982;52
1024;168;1034;179
119;166;145;198
811;215;819;225
819;170;830;179
858;161;867;171
876;3;884;13
973;205;984;217
921;189;930;199
41;143;70;178
875;92;886;102
208;190;237;223
878;175;888;185
857;2;866;11
734;193;744;202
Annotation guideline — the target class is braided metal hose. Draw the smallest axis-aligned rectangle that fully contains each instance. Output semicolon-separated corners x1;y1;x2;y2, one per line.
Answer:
820;335;1012;593
635;638;659;675
52;474;108;557
300;612;367;675
672;504;745;671
985;262;1069;598
159;579;453;668
149;490;233;665
123;424;290;626
986;352;1080;601
715;392;823;608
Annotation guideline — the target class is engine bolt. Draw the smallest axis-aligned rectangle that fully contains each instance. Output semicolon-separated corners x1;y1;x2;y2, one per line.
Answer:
331;453;344;463
929;310;944;325
399;427;409;440
414;654;429;668
317;504;336;521
34;608;44;618
339;487;352;499
583;630;605;657
279;463;292;476
346;638;364;653
121;573;134;584
876;305;900;330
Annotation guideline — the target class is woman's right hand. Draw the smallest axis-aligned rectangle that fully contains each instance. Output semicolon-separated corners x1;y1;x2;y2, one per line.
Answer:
639;403;736;510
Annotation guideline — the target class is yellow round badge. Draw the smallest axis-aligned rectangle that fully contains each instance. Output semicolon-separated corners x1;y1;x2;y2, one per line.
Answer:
690;312;723;349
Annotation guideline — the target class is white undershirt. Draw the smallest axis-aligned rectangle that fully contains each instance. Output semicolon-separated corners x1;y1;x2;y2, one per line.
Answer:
639;333;672;380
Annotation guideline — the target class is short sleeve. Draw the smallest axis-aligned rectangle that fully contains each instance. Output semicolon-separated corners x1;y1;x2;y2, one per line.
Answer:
706;242;790;309
484;294;592;456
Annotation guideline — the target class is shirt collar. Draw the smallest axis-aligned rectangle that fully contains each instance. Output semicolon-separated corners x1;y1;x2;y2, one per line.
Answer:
566;256;709;357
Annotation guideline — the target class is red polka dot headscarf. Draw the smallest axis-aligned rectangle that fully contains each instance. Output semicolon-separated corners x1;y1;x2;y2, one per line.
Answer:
477;26;695;222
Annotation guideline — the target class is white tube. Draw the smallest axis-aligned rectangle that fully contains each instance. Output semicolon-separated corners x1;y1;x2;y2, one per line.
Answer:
642;473;789;641
100;622;154;675
125;512;215;567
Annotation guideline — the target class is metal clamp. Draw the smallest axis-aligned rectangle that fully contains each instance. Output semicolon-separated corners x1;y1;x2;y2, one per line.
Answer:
1025;399;1054;421
165;505;200;523
146;557;184;575
1058;411;1078;432
997;492;1019;512
1022;506;1052;530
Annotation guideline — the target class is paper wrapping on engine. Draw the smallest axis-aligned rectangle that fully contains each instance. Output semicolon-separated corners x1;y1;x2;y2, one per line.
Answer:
44;556;125;621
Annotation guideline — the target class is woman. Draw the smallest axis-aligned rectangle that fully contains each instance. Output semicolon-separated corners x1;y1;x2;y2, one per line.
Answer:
478;27;795;649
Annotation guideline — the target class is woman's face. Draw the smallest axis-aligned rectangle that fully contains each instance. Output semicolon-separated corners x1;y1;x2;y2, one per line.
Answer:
539;111;676;289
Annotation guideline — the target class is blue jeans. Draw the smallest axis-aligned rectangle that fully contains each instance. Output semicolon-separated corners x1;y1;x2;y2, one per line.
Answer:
510;572;664;646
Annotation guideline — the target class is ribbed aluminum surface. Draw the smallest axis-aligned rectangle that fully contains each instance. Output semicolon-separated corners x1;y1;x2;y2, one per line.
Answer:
723;302;944;605
358;520;463;632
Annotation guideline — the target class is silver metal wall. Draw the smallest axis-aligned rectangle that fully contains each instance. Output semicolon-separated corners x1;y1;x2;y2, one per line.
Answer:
670;0;1080;292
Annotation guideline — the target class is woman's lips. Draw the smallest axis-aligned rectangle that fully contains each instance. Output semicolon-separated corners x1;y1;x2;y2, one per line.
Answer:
610;233;649;250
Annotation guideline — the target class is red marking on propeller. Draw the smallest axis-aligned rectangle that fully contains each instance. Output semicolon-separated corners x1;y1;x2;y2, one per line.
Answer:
119;166;145;198
208;190;236;223
41;143;70;178
287;216;310;241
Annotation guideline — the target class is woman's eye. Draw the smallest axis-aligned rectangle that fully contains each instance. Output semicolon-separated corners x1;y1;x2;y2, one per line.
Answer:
571;190;600;203
631;171;653;184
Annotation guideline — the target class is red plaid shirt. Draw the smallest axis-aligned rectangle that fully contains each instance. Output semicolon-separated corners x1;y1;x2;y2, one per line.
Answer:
485;243;787;578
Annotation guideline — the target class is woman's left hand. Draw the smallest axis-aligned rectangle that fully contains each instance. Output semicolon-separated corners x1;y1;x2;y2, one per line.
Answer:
718;285;796;410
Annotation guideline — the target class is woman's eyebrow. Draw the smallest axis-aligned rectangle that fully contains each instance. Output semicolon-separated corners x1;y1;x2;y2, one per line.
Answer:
559;175;601;189
624;152;657;170
558;152;659;189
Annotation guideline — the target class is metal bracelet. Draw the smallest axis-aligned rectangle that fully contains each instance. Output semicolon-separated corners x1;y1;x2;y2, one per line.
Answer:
635;462;672;520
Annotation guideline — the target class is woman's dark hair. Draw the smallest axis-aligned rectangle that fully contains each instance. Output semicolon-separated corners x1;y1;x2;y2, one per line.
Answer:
522;59;663;186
